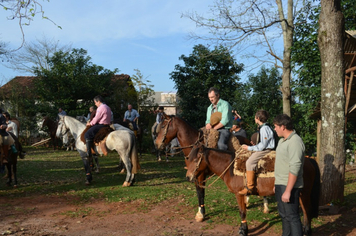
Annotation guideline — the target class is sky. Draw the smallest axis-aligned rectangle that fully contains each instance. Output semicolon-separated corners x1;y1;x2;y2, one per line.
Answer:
0;0;218;92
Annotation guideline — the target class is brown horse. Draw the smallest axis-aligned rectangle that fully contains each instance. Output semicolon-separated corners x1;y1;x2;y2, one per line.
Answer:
154;114;249;218
1;132;24;187
41;116;58;150
155;114;320;236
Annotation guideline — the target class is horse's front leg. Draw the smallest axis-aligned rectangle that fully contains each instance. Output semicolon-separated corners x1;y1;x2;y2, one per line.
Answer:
82;156;92;185
236;193;248;236
194;174;206;222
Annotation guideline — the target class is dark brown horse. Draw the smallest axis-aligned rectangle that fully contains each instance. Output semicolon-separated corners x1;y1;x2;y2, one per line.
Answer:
155;114;320;236
154;114;249;219
41;116;58;150
2;132;24;187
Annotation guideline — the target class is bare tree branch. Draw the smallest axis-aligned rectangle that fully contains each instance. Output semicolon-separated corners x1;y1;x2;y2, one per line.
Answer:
1;0;61;52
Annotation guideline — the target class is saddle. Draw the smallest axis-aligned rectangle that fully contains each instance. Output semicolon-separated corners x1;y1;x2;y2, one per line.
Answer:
127;122;140;137
233;151;276;177
80;125;114;156
200;128;275;177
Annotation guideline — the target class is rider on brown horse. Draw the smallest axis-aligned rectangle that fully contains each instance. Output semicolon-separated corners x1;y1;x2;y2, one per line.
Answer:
0;108;17;168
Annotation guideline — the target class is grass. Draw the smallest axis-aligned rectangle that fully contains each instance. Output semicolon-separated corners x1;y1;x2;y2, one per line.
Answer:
1;146;355;233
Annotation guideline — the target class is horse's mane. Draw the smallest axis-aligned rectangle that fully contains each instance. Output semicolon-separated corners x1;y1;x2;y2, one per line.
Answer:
172;115;199;131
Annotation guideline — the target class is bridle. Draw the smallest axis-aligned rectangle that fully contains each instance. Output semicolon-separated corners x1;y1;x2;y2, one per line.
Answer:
58;116;69;137
158;116;204;156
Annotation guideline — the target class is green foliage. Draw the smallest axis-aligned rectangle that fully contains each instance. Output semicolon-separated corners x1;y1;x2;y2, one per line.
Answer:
170;44;244;128
33;48;118;117
234;66;283;136
290;0;356;153
130;69;156;110
342;0;356;30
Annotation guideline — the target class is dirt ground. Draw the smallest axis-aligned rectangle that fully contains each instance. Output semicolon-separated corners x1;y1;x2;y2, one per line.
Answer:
0;169;355;236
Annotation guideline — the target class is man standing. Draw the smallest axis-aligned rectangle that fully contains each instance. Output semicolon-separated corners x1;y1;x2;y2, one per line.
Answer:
84;95;112;183
123;104;140;131
205;87;232;150
273;114;305;235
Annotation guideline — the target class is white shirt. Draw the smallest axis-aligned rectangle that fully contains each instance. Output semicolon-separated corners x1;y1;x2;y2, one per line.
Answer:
7;120;18;137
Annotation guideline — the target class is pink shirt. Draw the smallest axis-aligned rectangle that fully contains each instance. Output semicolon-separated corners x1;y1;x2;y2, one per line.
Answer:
90;103;111;126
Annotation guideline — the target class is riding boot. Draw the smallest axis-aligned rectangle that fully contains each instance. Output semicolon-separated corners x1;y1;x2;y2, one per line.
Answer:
239;171;255;195
86;139;93;158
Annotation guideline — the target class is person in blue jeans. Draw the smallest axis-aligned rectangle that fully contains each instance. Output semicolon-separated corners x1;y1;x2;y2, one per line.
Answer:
123;104;140;131
205;87;233;151
273;114;305;236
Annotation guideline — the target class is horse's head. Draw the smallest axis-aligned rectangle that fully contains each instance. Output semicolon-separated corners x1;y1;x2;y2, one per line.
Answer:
155;113;178;150
41;116;48;129
56;115;69;138
185;143;207;183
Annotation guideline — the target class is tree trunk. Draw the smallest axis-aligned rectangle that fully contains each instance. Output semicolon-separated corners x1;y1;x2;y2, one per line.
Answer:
317;0;345;205
276;0;293;116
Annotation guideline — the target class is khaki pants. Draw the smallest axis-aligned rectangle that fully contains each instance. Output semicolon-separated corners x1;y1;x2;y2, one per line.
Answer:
246;149;271;171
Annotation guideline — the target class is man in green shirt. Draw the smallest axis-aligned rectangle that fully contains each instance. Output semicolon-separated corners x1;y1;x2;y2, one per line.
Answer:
205;87;233;150
273;114;305;236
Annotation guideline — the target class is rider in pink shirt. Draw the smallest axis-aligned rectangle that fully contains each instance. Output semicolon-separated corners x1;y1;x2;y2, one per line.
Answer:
84;95;112;184
89;102;111;126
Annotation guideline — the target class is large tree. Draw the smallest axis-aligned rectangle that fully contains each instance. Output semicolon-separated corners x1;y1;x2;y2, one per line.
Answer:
34;48;117;116
170;44;244;128
184;0;298;116
234;66;282;135
317;0;345;205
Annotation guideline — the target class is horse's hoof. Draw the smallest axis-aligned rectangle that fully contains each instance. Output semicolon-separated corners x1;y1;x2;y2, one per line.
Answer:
85;180;91;185
195;212;204;222
95;169;100;173
122;182;131;187
13;185;17;188
120;169;125;174
263;209;269;214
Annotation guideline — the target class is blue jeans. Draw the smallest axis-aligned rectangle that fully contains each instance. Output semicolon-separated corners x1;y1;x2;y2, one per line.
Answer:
275;185;303;236
217;129;230;150
84;124;106;140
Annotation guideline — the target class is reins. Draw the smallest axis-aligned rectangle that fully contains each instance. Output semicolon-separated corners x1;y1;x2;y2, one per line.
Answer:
195;148;245;189
160;116;203;157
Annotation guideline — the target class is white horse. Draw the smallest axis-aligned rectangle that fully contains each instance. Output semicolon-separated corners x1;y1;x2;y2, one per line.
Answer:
56;115;139;186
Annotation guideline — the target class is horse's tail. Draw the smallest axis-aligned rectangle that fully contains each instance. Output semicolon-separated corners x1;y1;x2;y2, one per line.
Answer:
309;158;321;218
130;133;140;173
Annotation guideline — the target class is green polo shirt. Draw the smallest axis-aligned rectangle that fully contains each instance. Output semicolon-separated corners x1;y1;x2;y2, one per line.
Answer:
206;98;233;129
274;131;305;188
